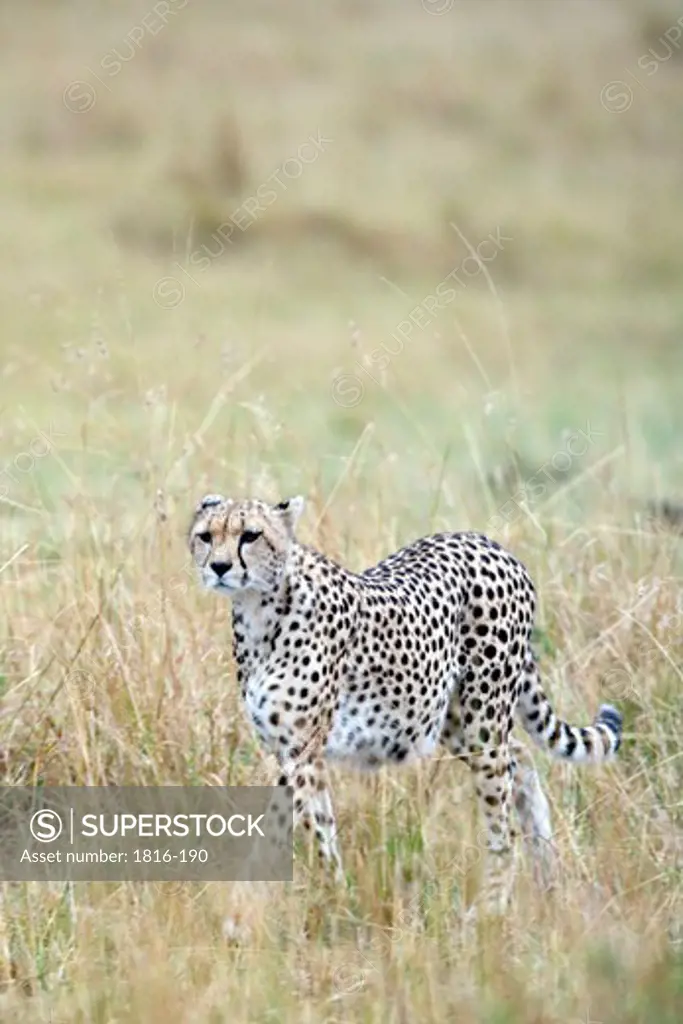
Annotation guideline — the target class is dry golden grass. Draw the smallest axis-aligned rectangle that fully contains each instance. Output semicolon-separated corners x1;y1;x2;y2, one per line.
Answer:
0;0;682;1020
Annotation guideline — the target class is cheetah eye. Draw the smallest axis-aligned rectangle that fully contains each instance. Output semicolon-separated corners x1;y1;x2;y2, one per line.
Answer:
197;531;212;545
240;530;263;544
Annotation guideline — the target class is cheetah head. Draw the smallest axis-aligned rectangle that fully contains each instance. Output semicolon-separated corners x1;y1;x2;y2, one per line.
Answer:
188;494;305;595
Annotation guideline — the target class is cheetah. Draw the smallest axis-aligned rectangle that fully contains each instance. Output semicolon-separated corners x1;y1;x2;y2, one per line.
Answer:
189;494;622;912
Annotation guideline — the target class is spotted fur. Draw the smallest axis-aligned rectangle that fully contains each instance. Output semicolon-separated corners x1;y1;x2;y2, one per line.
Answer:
189;495;622;910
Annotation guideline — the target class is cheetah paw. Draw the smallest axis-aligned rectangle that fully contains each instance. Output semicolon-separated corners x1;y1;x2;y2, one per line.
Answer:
222;914;252;946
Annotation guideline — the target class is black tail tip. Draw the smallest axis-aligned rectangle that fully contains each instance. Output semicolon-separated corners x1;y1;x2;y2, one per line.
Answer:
596;703;623;746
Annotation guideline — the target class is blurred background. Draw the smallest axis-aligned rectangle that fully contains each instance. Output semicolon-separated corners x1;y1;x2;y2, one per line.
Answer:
1;2;682;1021
1;0;682;539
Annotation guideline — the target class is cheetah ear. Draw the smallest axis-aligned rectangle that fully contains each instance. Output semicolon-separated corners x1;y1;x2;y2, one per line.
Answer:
188;494;229;544
195;494;227;514
272;496;305;533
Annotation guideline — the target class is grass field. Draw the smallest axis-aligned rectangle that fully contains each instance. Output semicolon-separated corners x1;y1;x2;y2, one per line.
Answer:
0;0;682;1020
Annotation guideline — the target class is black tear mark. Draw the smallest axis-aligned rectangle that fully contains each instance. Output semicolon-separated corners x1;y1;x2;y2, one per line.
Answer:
237;534;248;571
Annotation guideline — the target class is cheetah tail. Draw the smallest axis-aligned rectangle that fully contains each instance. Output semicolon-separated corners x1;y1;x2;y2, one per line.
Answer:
516;654;623;764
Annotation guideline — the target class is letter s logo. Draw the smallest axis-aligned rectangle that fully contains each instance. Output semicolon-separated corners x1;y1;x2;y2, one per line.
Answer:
30;809;63;843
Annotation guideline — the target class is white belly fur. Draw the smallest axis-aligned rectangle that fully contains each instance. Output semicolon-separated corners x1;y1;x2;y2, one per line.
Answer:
324;698;446;770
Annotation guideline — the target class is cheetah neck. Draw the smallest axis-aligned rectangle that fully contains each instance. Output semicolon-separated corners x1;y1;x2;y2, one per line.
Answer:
229;543;305;635
229;543;354;669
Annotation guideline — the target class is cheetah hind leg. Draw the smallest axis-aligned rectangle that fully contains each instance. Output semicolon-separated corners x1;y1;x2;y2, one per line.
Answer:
441;707;553;913
509;736;556;892
441;705;515;914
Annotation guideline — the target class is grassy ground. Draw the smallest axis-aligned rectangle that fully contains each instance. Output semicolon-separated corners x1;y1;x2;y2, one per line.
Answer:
0;0;682;1020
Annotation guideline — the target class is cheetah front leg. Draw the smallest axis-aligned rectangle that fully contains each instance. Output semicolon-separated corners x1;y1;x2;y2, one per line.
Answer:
276;741;344;882
222;750;342;945
230;742;343;887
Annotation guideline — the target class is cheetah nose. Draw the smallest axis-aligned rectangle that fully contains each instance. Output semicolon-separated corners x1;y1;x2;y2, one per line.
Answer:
210;560;232;578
